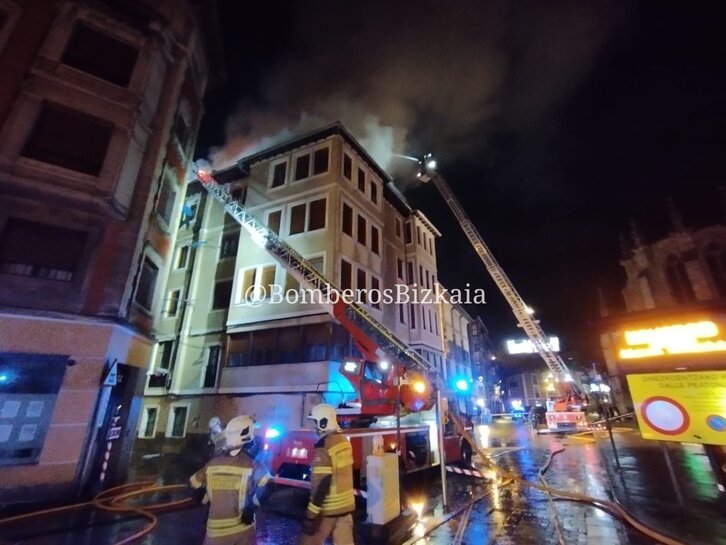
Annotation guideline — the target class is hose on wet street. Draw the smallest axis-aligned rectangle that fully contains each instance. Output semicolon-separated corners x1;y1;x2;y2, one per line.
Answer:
0;481;193;545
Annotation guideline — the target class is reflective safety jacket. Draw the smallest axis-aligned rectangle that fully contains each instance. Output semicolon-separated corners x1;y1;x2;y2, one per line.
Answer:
190;450;271;540
306;432;355;517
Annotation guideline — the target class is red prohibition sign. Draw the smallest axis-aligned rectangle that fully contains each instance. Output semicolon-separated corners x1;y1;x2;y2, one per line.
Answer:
640;396;690;435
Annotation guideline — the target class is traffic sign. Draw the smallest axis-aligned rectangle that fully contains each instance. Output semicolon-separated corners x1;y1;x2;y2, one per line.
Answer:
627;371;726;445
102;361;118;387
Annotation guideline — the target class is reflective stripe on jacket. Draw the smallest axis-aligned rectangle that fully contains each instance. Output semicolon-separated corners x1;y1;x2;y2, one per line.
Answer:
307;432;355;517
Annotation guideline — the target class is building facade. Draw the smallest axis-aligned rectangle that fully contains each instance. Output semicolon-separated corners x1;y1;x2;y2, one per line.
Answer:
138;124;458;446
0;0;221;503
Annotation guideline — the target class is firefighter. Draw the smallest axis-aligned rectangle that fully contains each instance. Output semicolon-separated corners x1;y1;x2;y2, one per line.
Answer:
190;415;271;545
300;403;355;545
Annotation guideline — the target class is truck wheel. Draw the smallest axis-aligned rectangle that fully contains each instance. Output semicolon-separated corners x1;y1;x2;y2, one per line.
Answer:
460;441;473;467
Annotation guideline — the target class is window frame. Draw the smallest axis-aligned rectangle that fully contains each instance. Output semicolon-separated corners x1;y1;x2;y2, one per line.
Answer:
211;277;234;311
268;159;289;190
166;288;181;318
134;250;163;314
174;245;190;269
265;207;283;235
166;402;191;438
307;197;328;231
138;405;160;439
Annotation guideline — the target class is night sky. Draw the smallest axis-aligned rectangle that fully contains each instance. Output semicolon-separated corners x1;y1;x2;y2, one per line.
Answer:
197;1;726;362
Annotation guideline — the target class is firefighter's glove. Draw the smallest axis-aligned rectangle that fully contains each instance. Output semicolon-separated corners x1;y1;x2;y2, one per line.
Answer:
302;514;321;536
240;506;256;525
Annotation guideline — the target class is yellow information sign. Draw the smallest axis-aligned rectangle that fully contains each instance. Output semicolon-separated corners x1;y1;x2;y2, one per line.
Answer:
627;371;726;445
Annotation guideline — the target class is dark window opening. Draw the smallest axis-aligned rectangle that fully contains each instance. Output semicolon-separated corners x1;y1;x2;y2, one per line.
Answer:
357;168;365;192
395;219;402;239
341;259;352;290
0;218;87;282
371;276;380;309
170;406;188;437
666;255;695;303
342;204;353;236
220;232;239;259
173;114;191;151
22;104;112;175
397;259;404;280
212;279;233;310
343;153;352;180
156;180;175;225
267;210;282;235
294;154;310;181
357;215;367;245
271;162;286;188
289;204;306;234
203;346;221;388
405;222;413;244
136;257;158;310
357;268;367;304
166;290;180;317
308;199;326;231
371;182;378;204
61;23;138;87
313;148;329;175
705;245;726;297
371;225;380;255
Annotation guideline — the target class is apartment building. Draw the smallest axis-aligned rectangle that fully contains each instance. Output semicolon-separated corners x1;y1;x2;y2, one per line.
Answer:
138;124;448;443
0;0;221;503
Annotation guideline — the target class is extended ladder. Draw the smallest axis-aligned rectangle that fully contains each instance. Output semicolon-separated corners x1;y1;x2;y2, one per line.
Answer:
196;172;438;380
423;172;574;382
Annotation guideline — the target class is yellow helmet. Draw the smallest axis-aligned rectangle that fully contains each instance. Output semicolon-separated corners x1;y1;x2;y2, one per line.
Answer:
307;404;339;435
225;415;255;452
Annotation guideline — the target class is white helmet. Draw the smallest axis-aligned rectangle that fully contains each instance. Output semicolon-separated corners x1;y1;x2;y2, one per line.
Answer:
225;415;255;453
307;404;339;436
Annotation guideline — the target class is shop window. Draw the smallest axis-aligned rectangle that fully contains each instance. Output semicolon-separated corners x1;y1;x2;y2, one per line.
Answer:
22;103;112;176
61;22;138;87
0;218;86;282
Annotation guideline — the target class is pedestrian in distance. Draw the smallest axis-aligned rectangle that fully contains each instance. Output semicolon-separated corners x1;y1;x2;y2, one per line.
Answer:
299;403;355;545
190;415;272;545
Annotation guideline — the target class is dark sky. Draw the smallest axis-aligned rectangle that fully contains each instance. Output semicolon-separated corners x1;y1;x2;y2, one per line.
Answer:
197;1;726;361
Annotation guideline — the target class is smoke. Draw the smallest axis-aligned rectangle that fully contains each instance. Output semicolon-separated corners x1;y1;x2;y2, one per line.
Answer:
210;1;630;174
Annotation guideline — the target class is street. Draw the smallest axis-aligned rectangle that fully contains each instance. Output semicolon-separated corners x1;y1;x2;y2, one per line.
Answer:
2;420;724;545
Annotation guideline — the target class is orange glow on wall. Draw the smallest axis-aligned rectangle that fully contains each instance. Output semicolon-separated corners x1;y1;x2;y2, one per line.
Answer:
619;320;726;359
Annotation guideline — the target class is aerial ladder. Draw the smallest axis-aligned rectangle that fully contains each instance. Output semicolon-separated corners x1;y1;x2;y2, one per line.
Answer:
194;167;438;418
417;156;586;430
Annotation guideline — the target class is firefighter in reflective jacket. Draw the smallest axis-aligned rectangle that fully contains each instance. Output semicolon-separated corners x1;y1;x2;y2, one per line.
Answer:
300;404;355;545
190;415;271;545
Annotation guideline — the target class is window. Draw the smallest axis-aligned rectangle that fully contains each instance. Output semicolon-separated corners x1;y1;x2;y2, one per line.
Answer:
341;259;352;290
308;198;327;231
220;232;239;259
531;373;539;386
399;303;406;324
61;23;138;87
304;323;329;361
357;168;365;192
343;153;352;180
172;112;191;152
166;289;181;317
289;204;306;234
271;162;287;188
156;179;175;225
309;257;324;273
267;210;282;235
371;182;378;204
395;218;402;239
428;309;433;332
228;332;251;367
417;226;422;245
434;313;438;335
313;148;329;175
140;407;158;438
168;405;189;438
665;255;695;303
405;222;413;244
409;304;416;328
407;262;414;285
371;225;380;255
22;103;112;176
285;272;300;295
294;154;310;181
179;202;197;229
422;306;426;329
240;268;257;301
357;215;367;245
175;246;189;269
705;244;726;297
371;276;381;309
251;329;276;365
397;258;404;280
260;265;276;296
212;279;233;310
357;268;367;303
0;218;87;282
342;203;353;236
426;270;430;289
136;256;159;310
419;265;424;285
203;346;221;388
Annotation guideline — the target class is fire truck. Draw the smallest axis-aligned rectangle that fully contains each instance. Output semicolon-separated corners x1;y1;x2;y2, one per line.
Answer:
417;155;587;432
194;167;474;486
